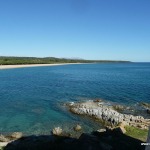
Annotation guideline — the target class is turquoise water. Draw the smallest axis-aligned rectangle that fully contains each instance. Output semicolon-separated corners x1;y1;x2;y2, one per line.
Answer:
0;63;150;135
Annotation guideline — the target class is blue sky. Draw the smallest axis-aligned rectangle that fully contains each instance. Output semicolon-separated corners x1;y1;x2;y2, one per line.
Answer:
0;0;150;62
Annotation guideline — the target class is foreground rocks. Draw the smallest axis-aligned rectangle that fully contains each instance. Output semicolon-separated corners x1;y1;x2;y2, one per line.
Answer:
0;135;10;142
3;128;145;150
52;127;63;136
67;100;150;129
0;123;147;150
0;132;23;149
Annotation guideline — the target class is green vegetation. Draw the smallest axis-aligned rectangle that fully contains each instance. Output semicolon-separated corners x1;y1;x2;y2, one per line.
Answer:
125;126;148;142
0;56;130;65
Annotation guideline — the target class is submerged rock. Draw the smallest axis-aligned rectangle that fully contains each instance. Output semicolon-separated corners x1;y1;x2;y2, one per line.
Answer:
52;127;62;136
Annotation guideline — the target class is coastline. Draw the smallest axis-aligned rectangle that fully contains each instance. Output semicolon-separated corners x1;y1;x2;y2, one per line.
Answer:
0;63;84;70
1;100;149;150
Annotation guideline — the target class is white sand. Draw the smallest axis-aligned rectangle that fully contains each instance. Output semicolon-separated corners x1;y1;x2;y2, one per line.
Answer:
0;63;83;70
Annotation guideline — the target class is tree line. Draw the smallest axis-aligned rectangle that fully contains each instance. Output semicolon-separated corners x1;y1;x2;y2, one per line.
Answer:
0;56;130;65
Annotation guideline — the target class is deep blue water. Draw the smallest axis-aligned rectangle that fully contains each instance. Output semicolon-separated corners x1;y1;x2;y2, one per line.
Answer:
0;63;150;135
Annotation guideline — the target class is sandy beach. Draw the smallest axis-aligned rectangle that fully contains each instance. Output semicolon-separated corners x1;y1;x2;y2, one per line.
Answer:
0;63;83;70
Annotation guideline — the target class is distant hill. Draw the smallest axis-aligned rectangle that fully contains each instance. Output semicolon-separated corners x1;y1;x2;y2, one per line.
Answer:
0;56;131;65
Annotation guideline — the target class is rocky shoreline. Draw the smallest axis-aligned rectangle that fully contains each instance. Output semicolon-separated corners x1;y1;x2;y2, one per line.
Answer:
0;127;146;150
0;100;150;150
67;100;150;130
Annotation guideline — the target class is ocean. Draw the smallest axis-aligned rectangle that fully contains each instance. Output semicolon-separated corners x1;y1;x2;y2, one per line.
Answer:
0;63;150;135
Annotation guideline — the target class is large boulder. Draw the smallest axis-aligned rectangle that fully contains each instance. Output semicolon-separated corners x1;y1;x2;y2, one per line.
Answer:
10;132;23;139
52;127;62;136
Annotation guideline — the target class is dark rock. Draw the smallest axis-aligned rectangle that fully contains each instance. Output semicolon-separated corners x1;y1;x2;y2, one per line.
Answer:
79;133;99;142
147;109;150;114
99;142;113;150
79;133;102;150
113;126;126;134
4;131;145;150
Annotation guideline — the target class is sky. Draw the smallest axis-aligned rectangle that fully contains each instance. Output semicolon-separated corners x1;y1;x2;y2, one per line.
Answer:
0;0;150;62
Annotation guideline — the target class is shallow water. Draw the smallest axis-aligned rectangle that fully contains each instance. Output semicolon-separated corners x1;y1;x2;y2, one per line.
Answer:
0;63;150;135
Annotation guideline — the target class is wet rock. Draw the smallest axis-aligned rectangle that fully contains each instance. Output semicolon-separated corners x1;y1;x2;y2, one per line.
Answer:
52;127;62;136
10;132;23;139
74;124;82;131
